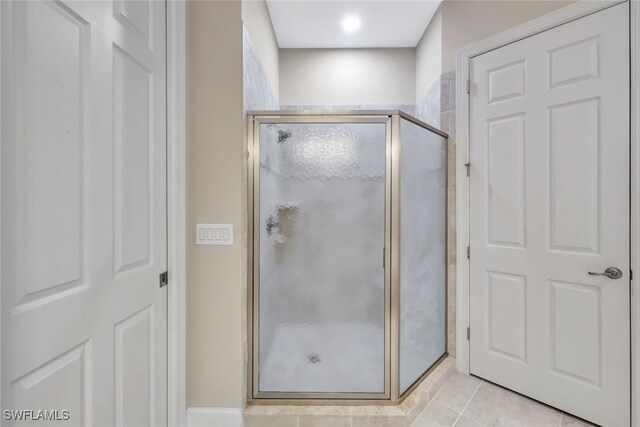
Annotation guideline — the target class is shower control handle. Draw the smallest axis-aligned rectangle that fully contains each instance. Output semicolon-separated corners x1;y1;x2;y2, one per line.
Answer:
588;267;623;280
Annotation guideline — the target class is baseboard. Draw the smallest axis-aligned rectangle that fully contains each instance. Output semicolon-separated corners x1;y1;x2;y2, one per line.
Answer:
187;407;243;427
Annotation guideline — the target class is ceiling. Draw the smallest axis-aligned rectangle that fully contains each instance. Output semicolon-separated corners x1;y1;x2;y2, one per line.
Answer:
266;0;442;49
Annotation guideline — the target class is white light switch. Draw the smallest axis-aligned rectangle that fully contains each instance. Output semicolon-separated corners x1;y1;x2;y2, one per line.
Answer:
196;224;233;245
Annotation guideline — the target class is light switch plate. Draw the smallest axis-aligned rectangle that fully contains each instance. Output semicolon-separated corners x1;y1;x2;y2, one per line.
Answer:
196;224;233;245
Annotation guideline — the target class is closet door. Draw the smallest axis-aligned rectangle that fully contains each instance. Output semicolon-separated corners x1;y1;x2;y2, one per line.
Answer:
468;3;629;426
1;1;167;424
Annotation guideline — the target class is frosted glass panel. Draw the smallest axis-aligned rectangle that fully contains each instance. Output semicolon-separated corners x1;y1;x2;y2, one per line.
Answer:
399;118;447;394
258;122;386;393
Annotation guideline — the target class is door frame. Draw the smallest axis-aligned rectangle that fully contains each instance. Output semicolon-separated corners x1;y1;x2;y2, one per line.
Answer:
455;0;639;423
167;0;187;426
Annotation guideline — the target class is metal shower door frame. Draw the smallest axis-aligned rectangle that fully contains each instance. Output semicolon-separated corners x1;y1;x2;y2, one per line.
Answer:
246;110;448;404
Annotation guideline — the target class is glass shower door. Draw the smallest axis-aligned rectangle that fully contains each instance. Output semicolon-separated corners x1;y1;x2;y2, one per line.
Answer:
255;120;388;395
399;117;447;394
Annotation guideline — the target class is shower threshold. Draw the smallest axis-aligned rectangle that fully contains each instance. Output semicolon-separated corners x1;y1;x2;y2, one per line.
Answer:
244;356;455;426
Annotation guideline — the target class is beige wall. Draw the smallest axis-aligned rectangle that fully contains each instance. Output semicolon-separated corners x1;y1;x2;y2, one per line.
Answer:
184;0;575;411
279;48;416;106
440;0;572;72
242;0;280;97
187;0;245;409
414;0;573;99
415;7;442;101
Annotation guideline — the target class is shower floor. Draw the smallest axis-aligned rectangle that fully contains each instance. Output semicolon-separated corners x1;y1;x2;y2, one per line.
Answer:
259;323;385;393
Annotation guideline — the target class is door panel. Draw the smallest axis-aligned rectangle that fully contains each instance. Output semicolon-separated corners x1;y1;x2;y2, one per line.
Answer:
12;344;90;425
486;271;526;363
486;114;525;248
115;307;154;426
113;44;152;273
469;3;630;426
1;1;167;425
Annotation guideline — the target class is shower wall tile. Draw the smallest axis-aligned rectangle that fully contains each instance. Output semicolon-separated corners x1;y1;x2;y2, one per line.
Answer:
417;71;457;358
443;71;456;112
281;104;416;116
441;79;452;112
440;111;451;135
441;71;456;358
447;303;457;357
416;71;456;129
416;82;441;128
243;27;278;112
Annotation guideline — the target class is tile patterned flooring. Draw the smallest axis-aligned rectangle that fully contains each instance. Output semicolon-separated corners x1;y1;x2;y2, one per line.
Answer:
411;373;595;427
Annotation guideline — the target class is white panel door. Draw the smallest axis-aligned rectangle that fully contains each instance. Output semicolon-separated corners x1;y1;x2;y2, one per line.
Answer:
469;3;629;426
1;0;167;425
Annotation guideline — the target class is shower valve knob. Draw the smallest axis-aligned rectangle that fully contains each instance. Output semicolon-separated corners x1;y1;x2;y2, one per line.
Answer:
266;215;280;236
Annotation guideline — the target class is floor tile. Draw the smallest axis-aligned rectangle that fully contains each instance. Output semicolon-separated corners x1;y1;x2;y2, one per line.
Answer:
412;402;459;427
353;416;404;427
434;373;481;412
462;383;562;427
561;413;597;427
299;415;352;427
243;415;298;427
453;416;484;427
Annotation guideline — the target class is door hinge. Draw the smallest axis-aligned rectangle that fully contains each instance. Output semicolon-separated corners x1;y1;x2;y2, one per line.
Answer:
466;79;471;94
383;248;386;269
631;269;634;280
467;246;471;259
465;162;471;177
159;271;168;288
467;327;471;340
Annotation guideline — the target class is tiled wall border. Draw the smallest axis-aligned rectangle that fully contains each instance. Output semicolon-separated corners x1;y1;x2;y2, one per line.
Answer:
281;104;416;116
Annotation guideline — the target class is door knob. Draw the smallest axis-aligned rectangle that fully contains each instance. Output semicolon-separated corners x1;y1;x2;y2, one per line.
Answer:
588;267;623;279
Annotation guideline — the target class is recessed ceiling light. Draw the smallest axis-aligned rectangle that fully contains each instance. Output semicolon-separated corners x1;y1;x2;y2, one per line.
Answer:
341;15;361;33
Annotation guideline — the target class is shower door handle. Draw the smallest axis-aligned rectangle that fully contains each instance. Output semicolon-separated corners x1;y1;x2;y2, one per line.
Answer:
588;267;623;279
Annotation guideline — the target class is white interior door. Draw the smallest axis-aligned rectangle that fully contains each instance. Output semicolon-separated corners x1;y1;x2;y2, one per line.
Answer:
1;1;167;425
469;3;630;426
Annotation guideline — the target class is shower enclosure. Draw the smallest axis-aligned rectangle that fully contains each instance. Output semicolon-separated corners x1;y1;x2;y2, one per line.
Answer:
248;110;447;403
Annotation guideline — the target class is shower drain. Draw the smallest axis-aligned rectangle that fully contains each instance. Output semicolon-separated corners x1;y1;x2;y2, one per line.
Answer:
307;353;321;364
